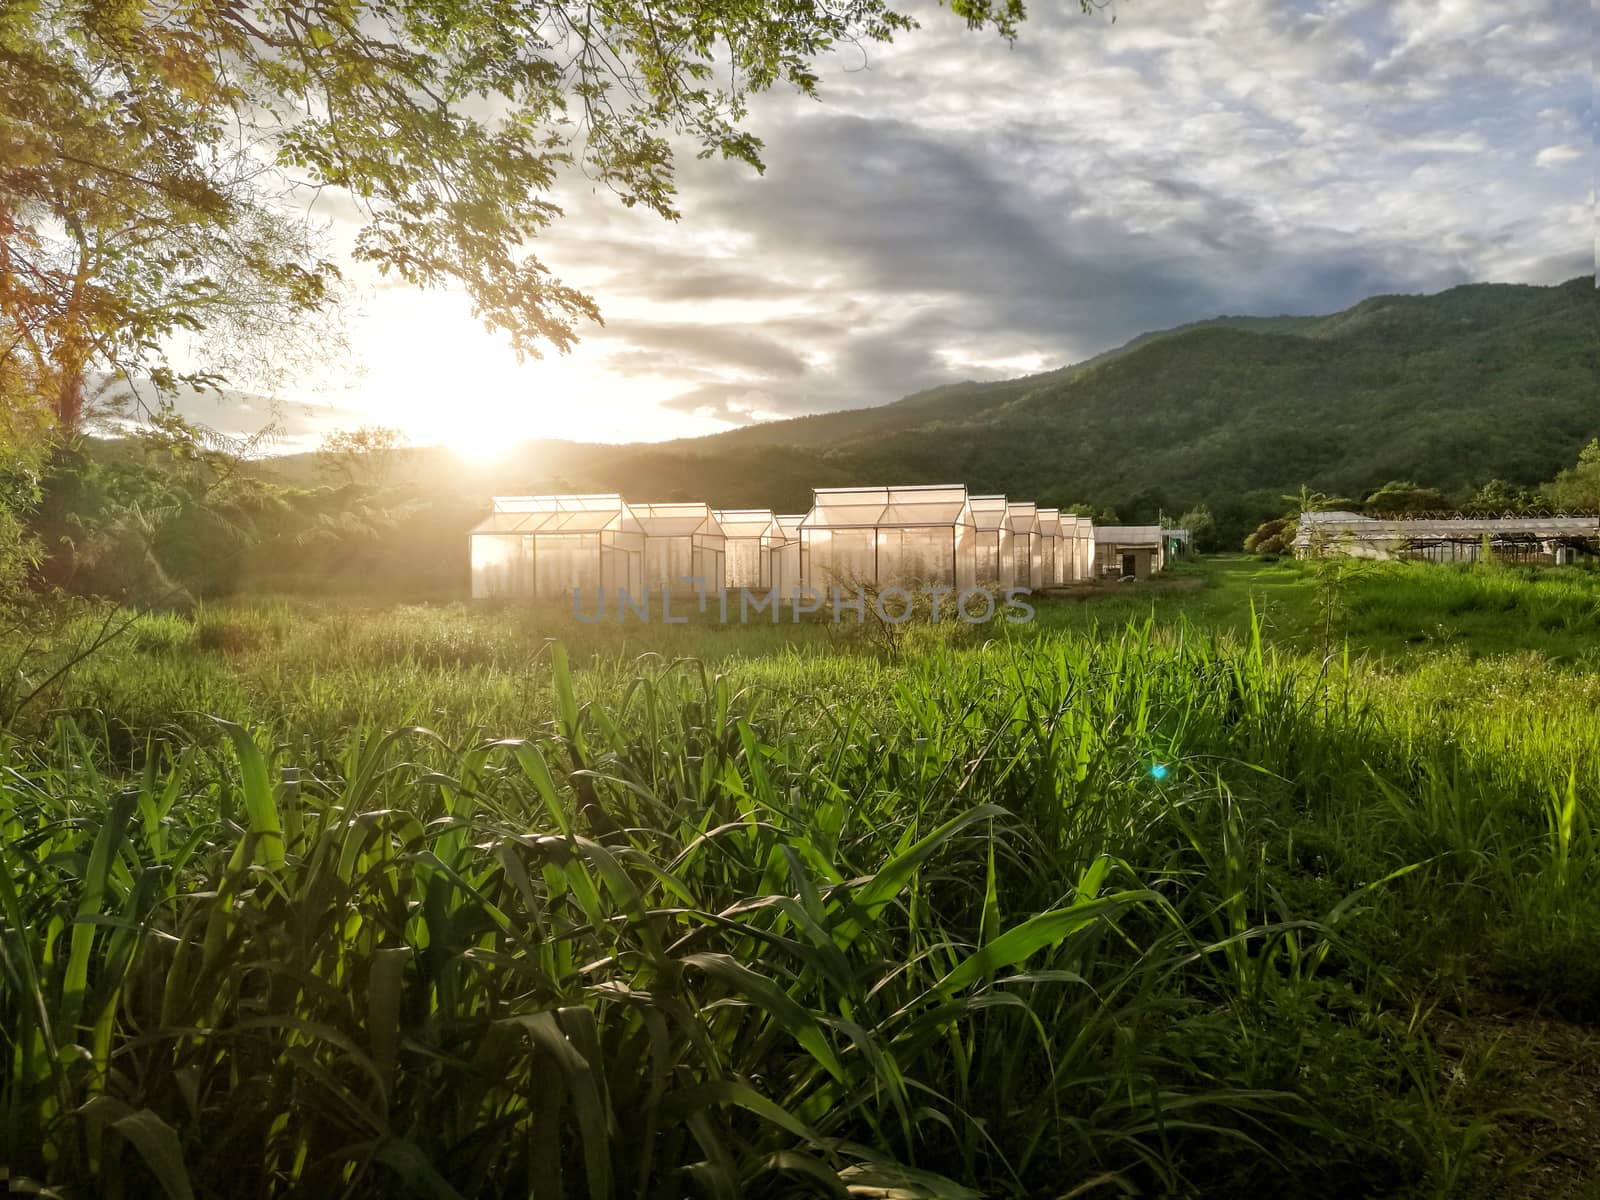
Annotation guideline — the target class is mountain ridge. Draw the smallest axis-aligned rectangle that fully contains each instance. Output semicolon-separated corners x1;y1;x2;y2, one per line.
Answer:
254;275;1598;542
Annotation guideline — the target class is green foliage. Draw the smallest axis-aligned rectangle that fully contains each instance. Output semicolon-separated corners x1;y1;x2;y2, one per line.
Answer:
343;278;1591;549
1548;438;1600;512
1362;480;1449;514
1466;477;1546;513
1244;515;1294;555
317;426;411;487
6;600;1598;1196
1173;504;1218;551
1;0;1040;430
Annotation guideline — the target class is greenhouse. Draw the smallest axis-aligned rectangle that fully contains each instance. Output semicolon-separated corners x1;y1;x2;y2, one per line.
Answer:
970;495;1009;585
714;509;777;589
632;503;727;594
1005;501;1041;588
800;485;977;589
469;495;644;601
769;514;805;601
1295;511;1600;564
1037;508;1063;586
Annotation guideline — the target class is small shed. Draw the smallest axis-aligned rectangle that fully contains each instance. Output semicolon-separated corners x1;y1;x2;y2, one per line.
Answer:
800;485;977;589
469;495;644;601
1094;525;1164;579
632;502;727;593
714;509;777;589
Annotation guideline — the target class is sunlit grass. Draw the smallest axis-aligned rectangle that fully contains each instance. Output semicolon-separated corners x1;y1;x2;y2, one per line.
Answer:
2;558;1597;1195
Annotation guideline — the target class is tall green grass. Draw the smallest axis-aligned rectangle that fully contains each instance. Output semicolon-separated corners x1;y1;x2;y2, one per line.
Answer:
4;621;1595;1196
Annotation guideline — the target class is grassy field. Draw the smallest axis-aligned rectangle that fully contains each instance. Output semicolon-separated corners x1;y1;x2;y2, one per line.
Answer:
2;557;1598;1197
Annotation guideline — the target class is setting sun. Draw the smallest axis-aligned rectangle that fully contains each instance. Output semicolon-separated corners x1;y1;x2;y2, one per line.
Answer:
442;423;520;465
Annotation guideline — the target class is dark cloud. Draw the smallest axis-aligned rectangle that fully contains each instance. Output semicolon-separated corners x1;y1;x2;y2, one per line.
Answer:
251;0;1594;442
596;320;811;378
660;381;802;424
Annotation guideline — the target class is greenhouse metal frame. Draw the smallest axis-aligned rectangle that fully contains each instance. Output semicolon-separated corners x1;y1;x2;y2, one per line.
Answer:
769;514;805;601
1038;508;1066;586
469;495;644;601
970;495;1009;586
632;502;727;594
714;509;778;589
1004;501;1041;589
799;485;977;589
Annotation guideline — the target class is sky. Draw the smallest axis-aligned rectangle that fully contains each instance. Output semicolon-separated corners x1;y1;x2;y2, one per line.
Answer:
174;0;1596;457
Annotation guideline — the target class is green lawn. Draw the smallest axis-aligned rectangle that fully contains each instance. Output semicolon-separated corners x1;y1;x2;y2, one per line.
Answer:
3;558;1597;1198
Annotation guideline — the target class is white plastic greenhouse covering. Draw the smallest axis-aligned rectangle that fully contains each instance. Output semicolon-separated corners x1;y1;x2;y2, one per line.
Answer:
768;515;804;601
1004;502;1041;589
469;495;644;601
1037;508;1063;586
1065;515;1096;581
969;495;1008;585
632;503;727;594
800;485;977;589
713;509;777;589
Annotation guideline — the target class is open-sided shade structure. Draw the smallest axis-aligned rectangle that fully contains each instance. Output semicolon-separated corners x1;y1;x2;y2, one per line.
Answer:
1004;501;1041;588
1095;525;1164;579
800;485;977;589
714;509;777;589
1296;511;1600;564
632;503;726;593
470;495;644;600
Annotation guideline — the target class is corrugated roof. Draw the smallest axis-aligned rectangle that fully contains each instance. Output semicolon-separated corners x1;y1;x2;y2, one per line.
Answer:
1296;513;1600;543
1094;525;1163;542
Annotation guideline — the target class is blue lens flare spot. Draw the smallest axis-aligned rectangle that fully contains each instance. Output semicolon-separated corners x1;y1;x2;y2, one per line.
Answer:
1150;764;1169;780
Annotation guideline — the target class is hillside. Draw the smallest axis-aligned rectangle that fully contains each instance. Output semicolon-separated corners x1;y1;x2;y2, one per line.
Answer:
261;276;1598;545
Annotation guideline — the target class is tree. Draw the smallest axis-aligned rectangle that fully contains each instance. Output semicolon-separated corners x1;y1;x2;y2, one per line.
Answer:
1245;485;1354;554
1548;438;1600;511
1242;516;1294;556
1466;478;1543;514
0;10;340;434
1172;504;1217;552
1361;480;1448;515
317;426;410;487
2;0;1087;438
1279;486;1354;517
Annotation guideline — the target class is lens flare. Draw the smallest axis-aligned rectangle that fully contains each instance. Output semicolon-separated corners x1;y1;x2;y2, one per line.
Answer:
1150;764;1169;780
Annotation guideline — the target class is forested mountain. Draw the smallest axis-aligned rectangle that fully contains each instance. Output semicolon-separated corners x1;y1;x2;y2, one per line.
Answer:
260;276;1596;548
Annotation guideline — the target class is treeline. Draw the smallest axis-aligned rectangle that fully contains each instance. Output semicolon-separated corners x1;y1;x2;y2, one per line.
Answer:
1233;443;1600;555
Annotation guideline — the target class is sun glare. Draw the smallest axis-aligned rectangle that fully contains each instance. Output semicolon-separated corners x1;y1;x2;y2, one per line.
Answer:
444;423;518;465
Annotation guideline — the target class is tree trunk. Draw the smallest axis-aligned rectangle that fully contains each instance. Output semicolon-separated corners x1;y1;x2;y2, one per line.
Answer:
54;360;84;436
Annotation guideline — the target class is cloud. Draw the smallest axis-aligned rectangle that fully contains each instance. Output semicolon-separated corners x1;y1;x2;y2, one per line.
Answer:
597;320;812;378
269;0;1594;441
1534;144;1585;167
